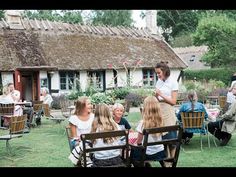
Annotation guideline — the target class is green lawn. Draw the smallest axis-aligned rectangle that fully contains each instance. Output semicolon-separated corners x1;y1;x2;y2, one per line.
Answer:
0;112;236;167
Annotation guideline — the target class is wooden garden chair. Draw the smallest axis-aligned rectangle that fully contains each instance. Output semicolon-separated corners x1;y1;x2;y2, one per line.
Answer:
129;125;183;168
65;125;74;152
0;114;27;154
180;112;217;151
80;130;131;167
0;103;15;129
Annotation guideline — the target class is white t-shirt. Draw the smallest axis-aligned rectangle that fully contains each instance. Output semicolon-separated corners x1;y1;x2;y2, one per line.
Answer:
0;94;14;104
68;113;94;136
42;94;53;107
93;123;122;160
155;76;178;101
227;91;235;104
136;120;164;155
11;90;20;102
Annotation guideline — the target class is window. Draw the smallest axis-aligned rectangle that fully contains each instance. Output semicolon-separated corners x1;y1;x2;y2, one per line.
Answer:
40;78;48;88
143;69;157;87
59;71;80;90
88;71;105;91
190;55;196;62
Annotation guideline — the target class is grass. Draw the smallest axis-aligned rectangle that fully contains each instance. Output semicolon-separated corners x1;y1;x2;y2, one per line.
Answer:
0;111;236;167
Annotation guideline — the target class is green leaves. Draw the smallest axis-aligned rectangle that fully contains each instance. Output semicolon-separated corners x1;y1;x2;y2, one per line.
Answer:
91;10;133;27
193;14;236;67
23;10;83;24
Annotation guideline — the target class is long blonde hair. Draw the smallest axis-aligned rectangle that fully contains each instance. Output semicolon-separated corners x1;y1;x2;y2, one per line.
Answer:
91;103;118;144
142;96;163;136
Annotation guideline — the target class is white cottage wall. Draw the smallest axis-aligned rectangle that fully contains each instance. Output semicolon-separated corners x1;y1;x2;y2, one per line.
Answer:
1;72;13;86
106;70;115;89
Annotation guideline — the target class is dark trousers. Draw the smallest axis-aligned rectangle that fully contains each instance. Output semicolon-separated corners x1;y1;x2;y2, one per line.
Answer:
182;132;193;139
23;108;34;122
130;148;166;163
208;120;231;140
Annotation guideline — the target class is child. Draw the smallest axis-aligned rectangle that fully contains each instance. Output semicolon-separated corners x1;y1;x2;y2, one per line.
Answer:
112;103;131;131
90;103;124;167
68;96;94;166
130;96;166;167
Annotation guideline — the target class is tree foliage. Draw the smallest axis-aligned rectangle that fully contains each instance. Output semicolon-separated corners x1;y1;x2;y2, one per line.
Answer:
192;14;236;68
90;10;133;27
184;68;236;86
156;10;206;43
0;10;4;19
23;10;83;24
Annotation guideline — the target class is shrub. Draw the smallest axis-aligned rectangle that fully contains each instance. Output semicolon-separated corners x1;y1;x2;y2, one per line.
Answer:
51;94;67;109
84;85;99;97
66;89;83;100
112;87;130;100
125;93;143;107
90;92;113;105
130;88;153;99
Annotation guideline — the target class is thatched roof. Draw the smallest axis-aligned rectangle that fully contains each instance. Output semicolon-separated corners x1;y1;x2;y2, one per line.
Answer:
0;18;187;71
173;46;209;70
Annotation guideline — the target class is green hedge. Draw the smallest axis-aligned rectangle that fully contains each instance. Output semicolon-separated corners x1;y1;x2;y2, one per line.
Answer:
184;68;236;86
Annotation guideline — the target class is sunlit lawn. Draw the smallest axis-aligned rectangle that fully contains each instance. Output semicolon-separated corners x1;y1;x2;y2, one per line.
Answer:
0;110;236;167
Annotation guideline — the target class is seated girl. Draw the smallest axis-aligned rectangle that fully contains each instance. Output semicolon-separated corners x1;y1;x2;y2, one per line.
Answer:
90;103;124;167
130;96;166;167
68;96;94;166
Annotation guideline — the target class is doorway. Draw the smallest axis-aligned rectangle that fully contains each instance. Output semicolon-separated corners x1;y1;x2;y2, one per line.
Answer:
21;71;40;101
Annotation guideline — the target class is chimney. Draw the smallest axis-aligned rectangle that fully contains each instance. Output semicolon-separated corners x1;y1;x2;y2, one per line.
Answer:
145;10;159;35
4;10;24;29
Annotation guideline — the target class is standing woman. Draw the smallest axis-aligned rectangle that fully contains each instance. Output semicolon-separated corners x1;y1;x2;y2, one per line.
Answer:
154;61;178;158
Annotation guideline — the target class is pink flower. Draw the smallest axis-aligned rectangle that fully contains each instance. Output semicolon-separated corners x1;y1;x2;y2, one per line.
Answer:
107;64;113;69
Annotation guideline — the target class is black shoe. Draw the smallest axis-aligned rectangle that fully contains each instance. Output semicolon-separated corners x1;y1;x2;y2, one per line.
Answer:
220;134;232;146
144;162;152;167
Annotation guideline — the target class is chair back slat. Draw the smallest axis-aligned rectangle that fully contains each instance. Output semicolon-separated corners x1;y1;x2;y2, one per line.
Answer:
141;125;183;168
0;103;15;116
33;101;43;112
42;104;50;117
10;114;27;134
181;112;205;129
219;96;227;109
80;130;130;167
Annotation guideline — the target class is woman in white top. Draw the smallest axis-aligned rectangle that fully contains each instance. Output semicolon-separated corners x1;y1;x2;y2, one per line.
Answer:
130;96;166;167
69;96;94;148
154;62;178;158
68;96;94;166
40;87;53;107
90;103;124;167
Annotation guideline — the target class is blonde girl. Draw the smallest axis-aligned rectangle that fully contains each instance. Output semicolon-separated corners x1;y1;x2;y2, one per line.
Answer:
130;96;166;166
91;103;124;167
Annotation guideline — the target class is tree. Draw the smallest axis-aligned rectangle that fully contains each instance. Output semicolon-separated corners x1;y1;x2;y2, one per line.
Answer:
192;14;236;68
0;10;5;19
90;10;133;27
23;10;83;24
156;10;205;43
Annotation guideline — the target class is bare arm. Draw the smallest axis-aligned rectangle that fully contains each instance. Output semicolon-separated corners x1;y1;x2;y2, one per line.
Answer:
69;123;80;140
155;90;178;106
136;132;143;145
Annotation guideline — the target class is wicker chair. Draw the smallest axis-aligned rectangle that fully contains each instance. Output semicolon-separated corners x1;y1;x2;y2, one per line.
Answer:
0;103;15;129
0;114;27;154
